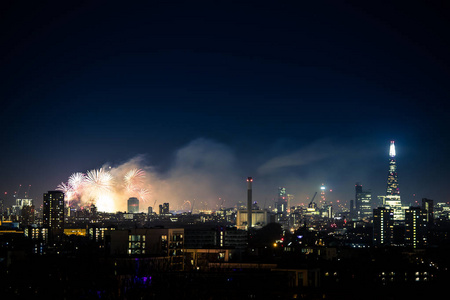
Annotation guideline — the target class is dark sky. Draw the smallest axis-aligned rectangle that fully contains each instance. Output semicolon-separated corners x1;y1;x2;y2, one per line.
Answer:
1;1;449;209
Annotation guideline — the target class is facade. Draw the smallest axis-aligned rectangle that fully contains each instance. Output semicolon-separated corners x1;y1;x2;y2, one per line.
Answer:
43;191;65;239
373;207;394;246
386;141;400;196
159;203;170;215
127;197;139;213
382;141;404;220
108;228;184;268
21;204;35;227
405;207;428;248
422;198;434;226
236;209;270;230
276;187;287;215
320;184;326;207
184;226;247;252
355;183;372;219
24;226;49;255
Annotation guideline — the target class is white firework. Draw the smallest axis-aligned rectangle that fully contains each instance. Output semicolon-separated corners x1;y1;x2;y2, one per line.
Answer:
137;188;150;202
68;172;86;191
56;182;71;194
85;168;113;191
124;168;145;192
56;181;74;203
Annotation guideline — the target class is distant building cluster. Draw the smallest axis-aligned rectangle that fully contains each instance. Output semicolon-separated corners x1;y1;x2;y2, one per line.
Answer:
1;141;450;298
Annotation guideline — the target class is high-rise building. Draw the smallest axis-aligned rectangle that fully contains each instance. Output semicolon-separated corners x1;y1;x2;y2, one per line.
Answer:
386;141;399;196
276;187;287;214
159;203;170;215
373;207;394;246
247;177;253;230
405;207;428;249
127;197;139;213
422;198;434;226
382;141;403;220
349;199;355;220
21;204;35;227
355;183;372;219
320;184;326;206
355;183;362;212
43;191;65;239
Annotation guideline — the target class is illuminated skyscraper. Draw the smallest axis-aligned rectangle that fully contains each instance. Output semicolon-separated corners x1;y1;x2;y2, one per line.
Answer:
355;183;372;219
43;191;65;239
386;141;399;195
320;184;326;205
127;197;139;213
381;141;403;220
276;187;287;214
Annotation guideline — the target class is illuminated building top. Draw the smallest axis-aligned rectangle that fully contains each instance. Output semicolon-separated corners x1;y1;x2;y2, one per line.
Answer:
386;141;400;196
389;140;396;157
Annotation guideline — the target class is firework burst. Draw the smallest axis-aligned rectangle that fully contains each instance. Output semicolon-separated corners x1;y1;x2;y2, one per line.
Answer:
137;188;150;202
57;166;152;212
56;182;72;195
85;168;113;191
124;169;145;191
56;182;74;206
68;172;85;190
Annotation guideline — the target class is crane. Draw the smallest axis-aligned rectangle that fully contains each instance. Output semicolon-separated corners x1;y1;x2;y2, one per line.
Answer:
14;184;22;199
308;192;317;208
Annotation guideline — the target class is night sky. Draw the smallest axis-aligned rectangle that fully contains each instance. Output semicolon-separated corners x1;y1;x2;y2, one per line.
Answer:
1;1;449;210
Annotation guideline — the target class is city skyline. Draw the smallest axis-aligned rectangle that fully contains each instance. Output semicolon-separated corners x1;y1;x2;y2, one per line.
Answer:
1;2;449;208
0;140;441;212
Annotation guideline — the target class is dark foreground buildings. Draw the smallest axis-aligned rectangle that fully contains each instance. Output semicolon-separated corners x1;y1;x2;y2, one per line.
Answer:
1;149;450;299
2;209;450;299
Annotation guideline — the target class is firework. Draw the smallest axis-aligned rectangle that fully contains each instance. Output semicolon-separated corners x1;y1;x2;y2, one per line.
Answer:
85;168;113;191
68;172;85;190
56;182;70;193
57;166;152;213
124;169;145;191
137;188;150;202
56;182;74;206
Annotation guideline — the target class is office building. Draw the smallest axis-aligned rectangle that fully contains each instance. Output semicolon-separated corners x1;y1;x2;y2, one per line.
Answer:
127;197;139;213
43;191;65;239
405;207;428;249
320;184;326;206
21;204;35;227
382;141;404;220
422;198;434;226
236;209;270;230
386;141;399;195
355;183;372;219
276;186;287;215
108;228;184;269
373;207;394;246
159;203;170;215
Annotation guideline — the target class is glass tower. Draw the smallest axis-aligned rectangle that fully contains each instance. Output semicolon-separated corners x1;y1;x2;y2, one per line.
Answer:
383;141;403;220
386;140;399;195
